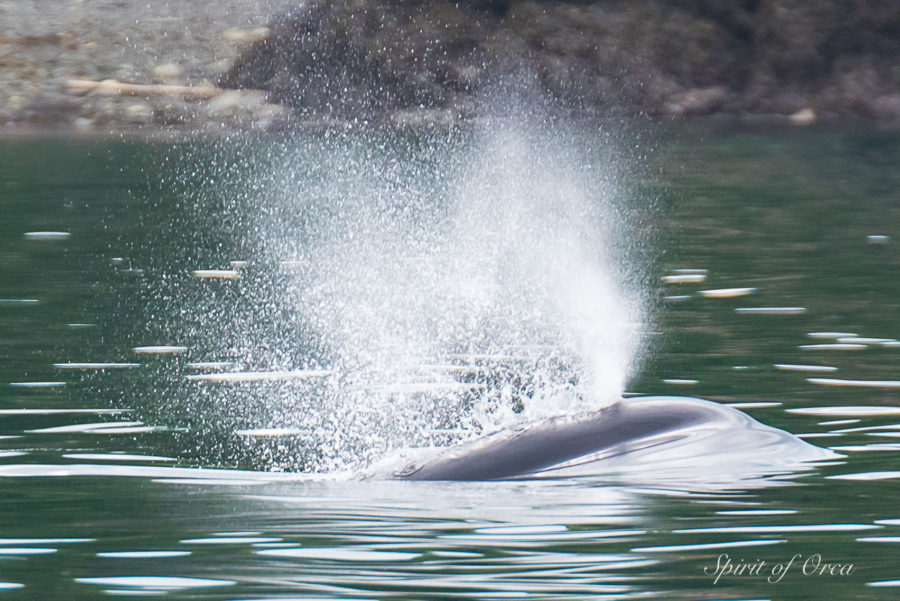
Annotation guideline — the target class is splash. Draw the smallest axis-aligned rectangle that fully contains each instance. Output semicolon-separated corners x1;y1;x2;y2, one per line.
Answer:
116;114;649;473
255;116;648;471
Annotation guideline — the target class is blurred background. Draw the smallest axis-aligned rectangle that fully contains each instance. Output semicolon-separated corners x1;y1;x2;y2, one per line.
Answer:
2;0;899;134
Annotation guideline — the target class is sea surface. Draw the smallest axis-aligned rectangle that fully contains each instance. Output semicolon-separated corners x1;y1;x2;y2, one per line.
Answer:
1;127;899;599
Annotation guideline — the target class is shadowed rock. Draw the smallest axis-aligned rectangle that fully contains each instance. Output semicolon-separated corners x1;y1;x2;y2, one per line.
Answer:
220;0;900;123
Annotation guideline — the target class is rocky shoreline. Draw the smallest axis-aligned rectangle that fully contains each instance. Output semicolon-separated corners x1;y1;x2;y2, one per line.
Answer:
0;0;295;137
2;0;900;137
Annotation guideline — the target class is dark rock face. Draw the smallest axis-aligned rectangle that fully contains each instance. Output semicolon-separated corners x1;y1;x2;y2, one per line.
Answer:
220;1;501;119
220;0;900;122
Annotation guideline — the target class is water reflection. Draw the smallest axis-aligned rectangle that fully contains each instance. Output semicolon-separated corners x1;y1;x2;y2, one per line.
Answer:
808;378;900;388
699;287;756;298
632;539;785;552
736;307;807;314
75;576;237;591
133;346;187;355
1;474;889;599
0;548;58;555
774;364;837;373
97;551;192;558
0;583;24;591
62;453;177;462
8;381;66;388
52;362;142;369
23;231;71;241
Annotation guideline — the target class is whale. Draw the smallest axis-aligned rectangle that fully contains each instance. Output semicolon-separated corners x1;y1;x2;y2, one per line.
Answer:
391;396;838;483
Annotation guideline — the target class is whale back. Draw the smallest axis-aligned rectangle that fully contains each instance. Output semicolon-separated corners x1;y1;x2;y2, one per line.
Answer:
393;396;837;482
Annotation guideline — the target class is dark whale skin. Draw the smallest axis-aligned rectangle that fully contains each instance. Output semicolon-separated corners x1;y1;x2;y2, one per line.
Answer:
394;396;824;481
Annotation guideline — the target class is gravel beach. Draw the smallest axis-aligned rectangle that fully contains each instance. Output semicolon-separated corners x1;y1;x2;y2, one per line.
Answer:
0;0;293;136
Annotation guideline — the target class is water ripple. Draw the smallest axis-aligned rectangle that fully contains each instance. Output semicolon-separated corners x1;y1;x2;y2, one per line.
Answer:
0;583;24;591
97;551;192;558
631;539;785;553
75;576;236;590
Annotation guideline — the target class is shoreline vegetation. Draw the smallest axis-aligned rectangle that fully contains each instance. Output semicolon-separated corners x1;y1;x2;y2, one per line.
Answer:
2;0;899;137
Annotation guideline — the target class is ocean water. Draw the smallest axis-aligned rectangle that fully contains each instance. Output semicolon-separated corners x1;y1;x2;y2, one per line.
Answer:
1;126;899;599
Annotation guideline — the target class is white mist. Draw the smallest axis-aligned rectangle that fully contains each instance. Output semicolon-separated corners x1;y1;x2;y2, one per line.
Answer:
280;117;647;468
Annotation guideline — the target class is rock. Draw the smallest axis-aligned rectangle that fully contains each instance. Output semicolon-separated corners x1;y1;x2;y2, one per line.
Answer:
834;66;881;114
5;0;900;131
206;89;266;117
869;95;900;119
253;102;286;121
124;102;153;124
150;98;196;126
94;79;123;96
7;95;27;111
73;117;94;130
203;89;287;128
662;86;728;117
210;58;233;74
789;107;816;126
79;96;120;124
756;90;809;114
752;1;843;84
216;0;900;125
22;93;83;122
223;27;271;45
153;63;182;84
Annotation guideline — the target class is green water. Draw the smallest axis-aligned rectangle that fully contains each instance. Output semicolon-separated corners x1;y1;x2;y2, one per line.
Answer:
1;128;899;599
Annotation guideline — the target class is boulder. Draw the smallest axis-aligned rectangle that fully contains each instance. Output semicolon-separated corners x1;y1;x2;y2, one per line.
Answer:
215;0;900;122
662;86;728;117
